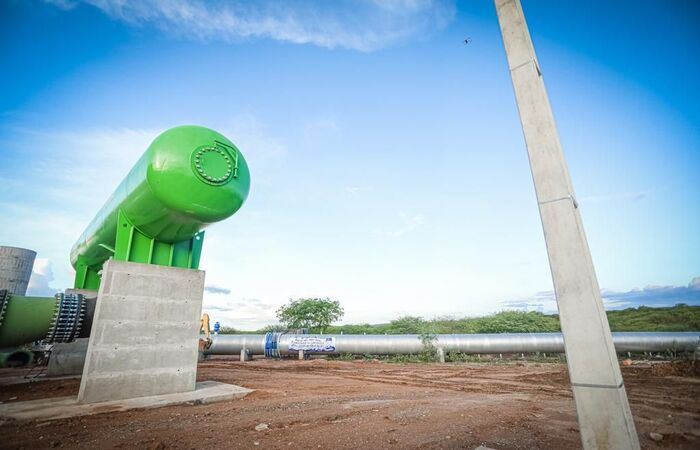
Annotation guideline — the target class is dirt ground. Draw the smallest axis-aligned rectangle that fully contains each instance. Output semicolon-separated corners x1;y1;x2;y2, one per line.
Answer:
0;358;698;449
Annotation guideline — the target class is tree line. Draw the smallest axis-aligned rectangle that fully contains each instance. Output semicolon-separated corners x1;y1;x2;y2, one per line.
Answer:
217;298;699;335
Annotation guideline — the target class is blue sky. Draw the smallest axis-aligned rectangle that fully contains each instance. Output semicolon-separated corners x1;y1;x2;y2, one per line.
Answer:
1;0;698;329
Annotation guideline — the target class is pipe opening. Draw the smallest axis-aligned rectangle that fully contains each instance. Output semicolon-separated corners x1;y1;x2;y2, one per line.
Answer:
4;350;32;367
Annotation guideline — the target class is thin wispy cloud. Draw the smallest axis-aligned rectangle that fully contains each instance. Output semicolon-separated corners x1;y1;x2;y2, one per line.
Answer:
220;114;287;173
202;296;276;328
46;0;456;52
579;190;650;204
204;285;231;295
345;186;372;195
376;212;425;238
0;127;160;293
0;127;160;212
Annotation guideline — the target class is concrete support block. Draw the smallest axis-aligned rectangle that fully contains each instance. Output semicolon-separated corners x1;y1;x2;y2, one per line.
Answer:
47;338;88;376
437;347;445;363
298;350;304;360
78;260;204;404
240;349;250;362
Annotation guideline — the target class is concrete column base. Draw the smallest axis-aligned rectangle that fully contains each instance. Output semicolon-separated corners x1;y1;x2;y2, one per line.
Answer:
437;347;445;363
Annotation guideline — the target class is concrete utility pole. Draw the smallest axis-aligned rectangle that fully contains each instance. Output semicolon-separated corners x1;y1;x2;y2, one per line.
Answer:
493;1;640;449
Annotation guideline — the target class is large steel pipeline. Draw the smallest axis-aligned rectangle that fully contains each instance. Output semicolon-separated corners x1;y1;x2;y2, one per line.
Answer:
205;332;700;357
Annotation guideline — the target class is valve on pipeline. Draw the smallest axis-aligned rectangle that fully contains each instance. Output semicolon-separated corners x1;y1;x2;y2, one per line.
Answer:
0;289;94;348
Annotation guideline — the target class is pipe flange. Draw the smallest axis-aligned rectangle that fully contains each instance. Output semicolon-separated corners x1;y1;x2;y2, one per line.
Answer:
0;289;9;329
45;293;86;343
264;331;285;358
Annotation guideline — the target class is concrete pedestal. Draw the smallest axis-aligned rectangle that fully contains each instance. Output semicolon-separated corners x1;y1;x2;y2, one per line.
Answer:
78;260;205;404
47;338;88;376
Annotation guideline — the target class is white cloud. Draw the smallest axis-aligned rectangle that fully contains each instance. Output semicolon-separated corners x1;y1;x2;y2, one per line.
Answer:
204;285;231;295
26;258;59;297
689;277;700;289
202;295;278;329
45;0;455;52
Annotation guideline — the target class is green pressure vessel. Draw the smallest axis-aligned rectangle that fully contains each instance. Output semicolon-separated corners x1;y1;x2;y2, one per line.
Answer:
70;125;250;289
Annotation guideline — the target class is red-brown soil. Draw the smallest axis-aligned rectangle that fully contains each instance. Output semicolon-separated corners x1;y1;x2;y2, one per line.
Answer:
1;358;698;449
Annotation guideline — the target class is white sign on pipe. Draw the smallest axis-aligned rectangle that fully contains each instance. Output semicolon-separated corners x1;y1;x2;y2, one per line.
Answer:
288;336;336;352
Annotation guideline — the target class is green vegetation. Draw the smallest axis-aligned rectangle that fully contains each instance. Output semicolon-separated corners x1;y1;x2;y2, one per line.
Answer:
323;311;561;335
606;304;700;331
418;331;440;362
218;326;240;334
322;305;699;335
276;297;344;333
217;304;700;334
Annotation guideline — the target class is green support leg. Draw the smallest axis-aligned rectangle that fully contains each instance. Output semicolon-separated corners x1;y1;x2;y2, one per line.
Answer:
74;210;205;290
74;255;101;291
115;210;204;269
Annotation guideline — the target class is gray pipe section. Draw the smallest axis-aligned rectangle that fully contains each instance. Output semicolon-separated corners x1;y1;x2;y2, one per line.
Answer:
205;332;700;356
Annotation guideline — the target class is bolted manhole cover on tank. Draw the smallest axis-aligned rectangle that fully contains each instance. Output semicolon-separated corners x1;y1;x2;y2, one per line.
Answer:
191;145;233;185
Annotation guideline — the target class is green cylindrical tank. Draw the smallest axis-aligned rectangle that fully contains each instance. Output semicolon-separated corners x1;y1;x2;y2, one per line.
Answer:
69;125;250;284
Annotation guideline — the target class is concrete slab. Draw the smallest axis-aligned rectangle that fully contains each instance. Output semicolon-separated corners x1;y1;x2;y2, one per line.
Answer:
0;381;251;422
